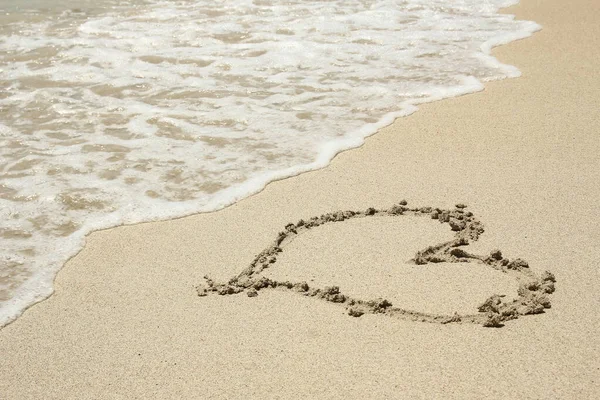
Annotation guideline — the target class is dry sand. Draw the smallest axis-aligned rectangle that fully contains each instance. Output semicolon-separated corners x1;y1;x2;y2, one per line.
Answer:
1;0;599;398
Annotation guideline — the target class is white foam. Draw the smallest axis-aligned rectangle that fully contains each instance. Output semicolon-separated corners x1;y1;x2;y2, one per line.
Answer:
0;0;540;327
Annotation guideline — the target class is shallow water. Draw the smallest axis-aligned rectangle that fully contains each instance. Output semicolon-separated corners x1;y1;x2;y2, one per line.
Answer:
0;0;539;326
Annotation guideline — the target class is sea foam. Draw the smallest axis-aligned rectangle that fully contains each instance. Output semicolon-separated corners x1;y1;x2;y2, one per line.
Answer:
0;0;539;326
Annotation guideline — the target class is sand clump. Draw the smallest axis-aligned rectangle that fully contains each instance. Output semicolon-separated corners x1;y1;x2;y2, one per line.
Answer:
197;201;556;328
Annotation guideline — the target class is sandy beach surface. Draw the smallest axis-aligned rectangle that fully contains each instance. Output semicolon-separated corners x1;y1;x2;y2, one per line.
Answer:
1;0;599;398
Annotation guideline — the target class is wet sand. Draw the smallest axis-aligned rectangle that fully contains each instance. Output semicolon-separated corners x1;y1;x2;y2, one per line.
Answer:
1;0;599;398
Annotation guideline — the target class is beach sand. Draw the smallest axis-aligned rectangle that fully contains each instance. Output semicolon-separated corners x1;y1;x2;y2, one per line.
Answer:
1;0;599;398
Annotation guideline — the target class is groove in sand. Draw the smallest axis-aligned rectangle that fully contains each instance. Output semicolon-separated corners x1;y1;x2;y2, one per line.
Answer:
197;201;556;328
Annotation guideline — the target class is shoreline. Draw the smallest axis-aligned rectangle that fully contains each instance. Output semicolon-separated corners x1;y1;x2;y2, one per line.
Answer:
1;0;599;398
0;0;540;329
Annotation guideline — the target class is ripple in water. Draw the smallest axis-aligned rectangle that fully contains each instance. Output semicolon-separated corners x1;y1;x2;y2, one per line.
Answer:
0;0;539;326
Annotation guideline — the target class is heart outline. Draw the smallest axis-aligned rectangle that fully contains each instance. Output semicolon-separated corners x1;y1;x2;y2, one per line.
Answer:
198;201;556;328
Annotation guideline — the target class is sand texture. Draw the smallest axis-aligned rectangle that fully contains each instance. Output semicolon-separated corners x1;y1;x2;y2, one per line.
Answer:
1;0;599;398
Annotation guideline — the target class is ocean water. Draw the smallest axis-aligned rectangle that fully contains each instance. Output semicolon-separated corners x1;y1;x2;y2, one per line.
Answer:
0;0;539;327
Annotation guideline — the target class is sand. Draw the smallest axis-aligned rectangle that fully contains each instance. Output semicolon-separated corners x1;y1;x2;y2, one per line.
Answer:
1;0;599;398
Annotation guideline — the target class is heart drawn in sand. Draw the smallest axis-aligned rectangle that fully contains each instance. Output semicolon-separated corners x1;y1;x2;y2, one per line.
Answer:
197;201;556;328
